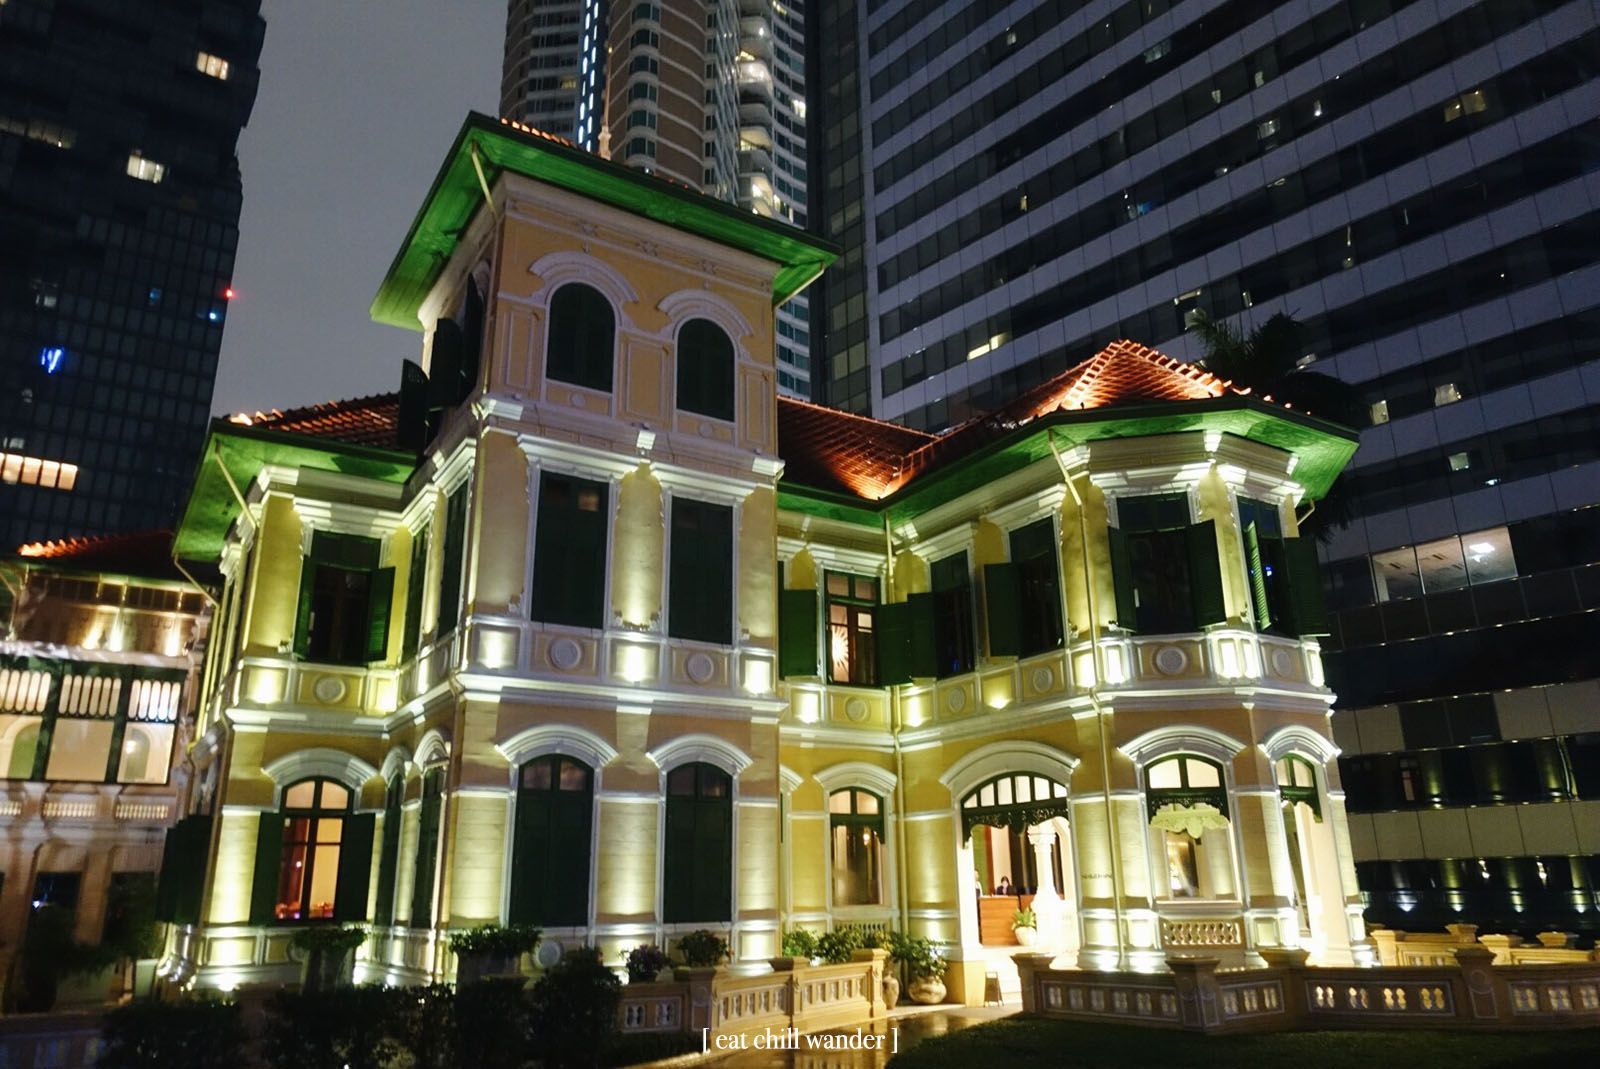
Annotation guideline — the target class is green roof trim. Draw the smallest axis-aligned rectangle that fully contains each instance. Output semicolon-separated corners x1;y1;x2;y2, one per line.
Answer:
779;397;1359;528
172;422;415;562
372;113;839;329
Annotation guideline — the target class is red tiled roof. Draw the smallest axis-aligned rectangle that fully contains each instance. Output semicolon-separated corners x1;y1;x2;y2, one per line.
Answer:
776;398;936;499
14;529;183;580
228;393;402;449
781;339;1242;500
222;341;1240;504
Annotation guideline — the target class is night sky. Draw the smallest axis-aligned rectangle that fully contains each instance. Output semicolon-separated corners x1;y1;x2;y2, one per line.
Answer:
211;0;504;417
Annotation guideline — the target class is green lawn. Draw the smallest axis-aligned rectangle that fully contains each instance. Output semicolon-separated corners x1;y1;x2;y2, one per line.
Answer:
890;1015;1600;1068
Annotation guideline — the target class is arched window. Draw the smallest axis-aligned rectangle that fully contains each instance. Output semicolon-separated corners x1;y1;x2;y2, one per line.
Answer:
253;778;374;923
676;318;734;421
829;789;884;906
1276;755;1321;936
510;755;594;926
547;283;615;392
663;762;731;923
1145;755;1235;901
373;774;404;927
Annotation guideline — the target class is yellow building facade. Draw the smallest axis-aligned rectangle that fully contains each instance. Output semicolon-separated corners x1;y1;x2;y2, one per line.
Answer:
162;115;1368;1001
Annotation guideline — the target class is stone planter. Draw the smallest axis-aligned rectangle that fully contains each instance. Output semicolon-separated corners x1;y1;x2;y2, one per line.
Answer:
907;975;946;1004
1013;926;1037;948
456;950;522;987
768;956;812;971
301;947;356;993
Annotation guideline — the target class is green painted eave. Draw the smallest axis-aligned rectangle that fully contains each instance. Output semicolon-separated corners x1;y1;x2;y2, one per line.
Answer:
172;422;415;563
779;397;1359;529
371;112;839;330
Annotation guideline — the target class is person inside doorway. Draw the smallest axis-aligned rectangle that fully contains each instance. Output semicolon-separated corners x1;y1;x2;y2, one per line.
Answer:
994;875;1014;895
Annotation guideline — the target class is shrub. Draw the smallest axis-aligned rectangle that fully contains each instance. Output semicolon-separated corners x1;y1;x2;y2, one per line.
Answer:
780;928;819;959
622;943;671;983
530;947;623;1069
816;926;864;964
456;977;532;1069
98;996;246;1069
675;929;729;967
447;923;543;956
289;924;367;954
886;930;947;981
262;985;403;1069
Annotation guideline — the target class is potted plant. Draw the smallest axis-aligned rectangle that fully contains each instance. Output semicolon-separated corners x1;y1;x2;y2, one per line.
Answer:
289;925;366;992
1011;907;1038;947
673;929;729;978
448;923;541;986
887;931;947;1005
623;943;671;983
771;928;817;970
816;926;864;964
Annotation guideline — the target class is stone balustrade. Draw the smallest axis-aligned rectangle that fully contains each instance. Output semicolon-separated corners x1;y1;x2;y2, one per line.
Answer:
1371;925;1597;967
1015;943;1600;1033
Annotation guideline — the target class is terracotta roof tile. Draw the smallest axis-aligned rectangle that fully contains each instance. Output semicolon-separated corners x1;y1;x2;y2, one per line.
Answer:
781;340;1243;499
776;399;936;499
228;393;402;449
14;529;182;580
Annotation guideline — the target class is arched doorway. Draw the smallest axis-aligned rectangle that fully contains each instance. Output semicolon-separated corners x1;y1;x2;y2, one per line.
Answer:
959;772;1078;970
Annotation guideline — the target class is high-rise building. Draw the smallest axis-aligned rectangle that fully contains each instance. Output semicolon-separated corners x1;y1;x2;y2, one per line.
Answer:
812;0;1600;936
0;0;263;548
501;0;609;150
502;0;814;396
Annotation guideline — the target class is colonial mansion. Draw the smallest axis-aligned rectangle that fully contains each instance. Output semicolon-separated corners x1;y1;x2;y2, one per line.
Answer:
157;113;1368;1001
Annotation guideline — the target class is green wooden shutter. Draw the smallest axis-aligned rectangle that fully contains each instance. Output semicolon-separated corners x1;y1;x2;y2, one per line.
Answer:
778;588;817;677
411;783;440;929
906;591;938;678
402;530;428;662
364;567;395;663
1107;527;1138;630
1282;537;1332;636
550;792;592;926
174;815;211;925
874;601;912;686
292;562;316;658
1185;520;1227;626
1244;521;1271;630
333;813;376;922
508;790;548;926
156;814;210;924
437;487;467;635
690;797;732;923
398;358;430;451
249;813;285;925
983;562;1022;657
662;798;694;922
373;783;403;927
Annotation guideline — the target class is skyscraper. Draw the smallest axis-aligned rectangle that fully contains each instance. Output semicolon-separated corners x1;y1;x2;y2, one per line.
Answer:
502;0;814;397
501;0;609;150
0;0;264;546
812;0;1600;936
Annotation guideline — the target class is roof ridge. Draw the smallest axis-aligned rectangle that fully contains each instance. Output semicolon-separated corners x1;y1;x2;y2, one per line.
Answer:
777;395;937;439
15;529;173;560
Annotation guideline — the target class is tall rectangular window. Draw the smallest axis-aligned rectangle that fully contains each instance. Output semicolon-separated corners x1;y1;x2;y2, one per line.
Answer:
826;572;878;684
1238;497;1289;634
293;531;394;665
668;499;732;644
531;473;608;628
1109;494;1225;635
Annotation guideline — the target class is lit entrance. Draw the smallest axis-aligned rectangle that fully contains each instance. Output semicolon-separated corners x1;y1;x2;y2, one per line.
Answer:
959;773;1077;967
